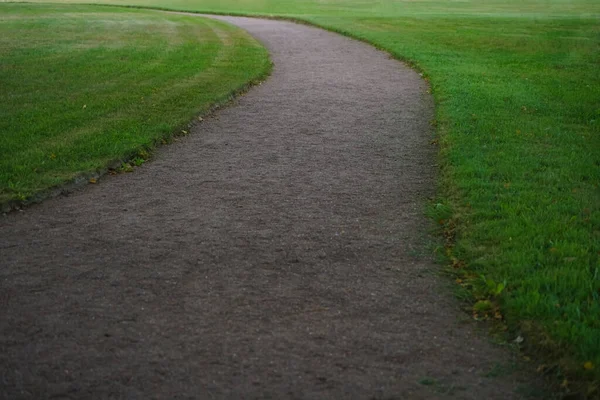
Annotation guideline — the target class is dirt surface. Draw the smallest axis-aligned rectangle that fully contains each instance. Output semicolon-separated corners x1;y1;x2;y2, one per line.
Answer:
1;16;541;400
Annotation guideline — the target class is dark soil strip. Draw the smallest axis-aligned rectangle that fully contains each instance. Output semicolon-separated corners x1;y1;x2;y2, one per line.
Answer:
1;16;540;399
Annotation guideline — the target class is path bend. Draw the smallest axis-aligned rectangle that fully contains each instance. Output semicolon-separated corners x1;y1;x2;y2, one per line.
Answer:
1;16;536;400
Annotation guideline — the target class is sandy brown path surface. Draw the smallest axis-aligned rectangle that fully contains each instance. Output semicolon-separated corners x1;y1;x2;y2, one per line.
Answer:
1;16;540;400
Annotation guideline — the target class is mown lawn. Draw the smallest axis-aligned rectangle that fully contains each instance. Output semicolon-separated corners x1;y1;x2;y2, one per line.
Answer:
0;3;270;204
8;0;600;388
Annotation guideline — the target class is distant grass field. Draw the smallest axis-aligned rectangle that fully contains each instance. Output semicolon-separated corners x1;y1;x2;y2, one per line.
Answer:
0;3;270;204
7;0;600;388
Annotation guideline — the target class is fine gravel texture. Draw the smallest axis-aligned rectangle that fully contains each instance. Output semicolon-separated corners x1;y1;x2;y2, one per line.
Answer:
1;16;541;400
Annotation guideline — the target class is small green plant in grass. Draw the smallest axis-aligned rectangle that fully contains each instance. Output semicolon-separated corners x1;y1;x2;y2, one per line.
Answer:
473;299;493;314
477;275;507;299
131;157;145;167
116;162;134;173
474;275;506;319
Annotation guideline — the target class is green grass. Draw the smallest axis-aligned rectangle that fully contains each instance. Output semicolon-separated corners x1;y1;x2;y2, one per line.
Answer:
7;0;600;387
0;3;270;204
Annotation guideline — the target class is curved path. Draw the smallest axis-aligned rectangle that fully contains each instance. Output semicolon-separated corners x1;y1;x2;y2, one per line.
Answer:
1;16;536;399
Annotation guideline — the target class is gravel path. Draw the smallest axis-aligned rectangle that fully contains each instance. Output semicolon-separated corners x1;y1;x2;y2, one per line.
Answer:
1;16;538;400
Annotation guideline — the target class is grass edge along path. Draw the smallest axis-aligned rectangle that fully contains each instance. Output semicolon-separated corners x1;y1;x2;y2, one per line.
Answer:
0;3;271;210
